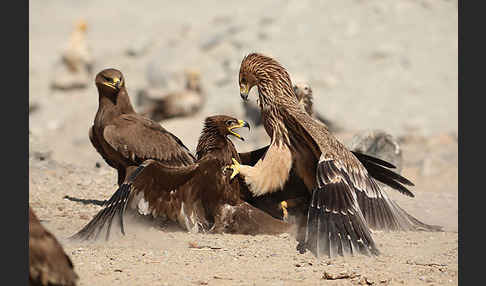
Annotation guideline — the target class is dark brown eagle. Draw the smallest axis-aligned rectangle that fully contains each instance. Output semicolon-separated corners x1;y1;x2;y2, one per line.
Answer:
29;206;78;286
89;68;195;187
228;53;441;258
72;115;291;240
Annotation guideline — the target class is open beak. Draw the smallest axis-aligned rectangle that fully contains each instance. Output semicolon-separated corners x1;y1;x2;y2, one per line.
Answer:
240;84;249;101
228;120;250;141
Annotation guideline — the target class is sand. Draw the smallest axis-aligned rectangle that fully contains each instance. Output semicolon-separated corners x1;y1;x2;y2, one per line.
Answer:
29;1;458;285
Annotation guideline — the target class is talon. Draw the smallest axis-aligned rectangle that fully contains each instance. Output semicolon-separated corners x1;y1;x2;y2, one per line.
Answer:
280;201;289;221
229;158;241;180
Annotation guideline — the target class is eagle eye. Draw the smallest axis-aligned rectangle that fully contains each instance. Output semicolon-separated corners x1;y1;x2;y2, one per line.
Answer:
241;78;247;85
226;120;233;126
102;75;113;82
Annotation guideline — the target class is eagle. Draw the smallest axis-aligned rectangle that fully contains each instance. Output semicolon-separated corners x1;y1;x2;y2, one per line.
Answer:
89;68;195;187
50;19;93;91
137;69;205;122
61;19;93;74
228;53;441;258
292;80;342;132
72;115;291;240
29;206;78;286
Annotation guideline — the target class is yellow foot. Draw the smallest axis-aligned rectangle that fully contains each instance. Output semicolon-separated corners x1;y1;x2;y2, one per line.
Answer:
280;201;288;221
224;158;241;180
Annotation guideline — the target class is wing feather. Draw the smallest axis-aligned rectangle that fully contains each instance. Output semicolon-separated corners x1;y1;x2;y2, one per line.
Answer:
103;114;195;167
71;159;199;241
304;157;380;258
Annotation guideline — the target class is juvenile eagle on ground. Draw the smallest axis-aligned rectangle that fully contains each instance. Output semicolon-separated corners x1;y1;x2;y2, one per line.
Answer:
72;115;291;240
228;53;441;258
137;69;205;121
29;206;78;286
292;80;342;132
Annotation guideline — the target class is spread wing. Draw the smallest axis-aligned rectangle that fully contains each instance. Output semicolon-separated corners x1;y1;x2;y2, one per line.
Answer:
304;155;380;258
352;152;442;231
352;151;414;197
103;113;195;167
71;159;200;241
29;207;78;286
285;108;441;258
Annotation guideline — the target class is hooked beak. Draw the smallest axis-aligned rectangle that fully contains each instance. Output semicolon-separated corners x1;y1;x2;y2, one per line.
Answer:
103;77;122;91
240;84;249;101
228;120;251;141
113;77;122;89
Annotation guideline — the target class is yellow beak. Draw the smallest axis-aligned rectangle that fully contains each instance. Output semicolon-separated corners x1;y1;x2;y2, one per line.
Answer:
103;77;122;90
240;84;249;101
228;120;250;141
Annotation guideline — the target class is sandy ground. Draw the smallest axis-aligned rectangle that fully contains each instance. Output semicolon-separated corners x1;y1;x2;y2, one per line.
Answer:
29;0;457;285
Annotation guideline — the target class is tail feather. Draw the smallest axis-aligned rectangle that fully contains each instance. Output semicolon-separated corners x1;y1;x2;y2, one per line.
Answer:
352;151;397;169
70;183;131;241
392;200;443;232
357;183;443;232
354;151;415;197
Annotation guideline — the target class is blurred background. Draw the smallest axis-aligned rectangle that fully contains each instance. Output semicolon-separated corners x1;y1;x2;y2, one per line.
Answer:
29;0;457;230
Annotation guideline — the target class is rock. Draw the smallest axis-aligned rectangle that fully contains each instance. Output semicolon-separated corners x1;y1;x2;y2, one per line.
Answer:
29;130;52;162
50;62;90;91
349;129;403;173
322;270;360;280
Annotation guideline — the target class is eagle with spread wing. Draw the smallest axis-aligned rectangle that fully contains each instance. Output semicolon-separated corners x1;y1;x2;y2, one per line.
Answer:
228;53;441;258
30;206;78;286
72;115;291;240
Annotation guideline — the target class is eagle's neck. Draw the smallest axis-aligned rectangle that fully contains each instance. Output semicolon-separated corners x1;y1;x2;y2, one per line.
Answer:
95;87;135;127
196;129;238;163
255;69;296;146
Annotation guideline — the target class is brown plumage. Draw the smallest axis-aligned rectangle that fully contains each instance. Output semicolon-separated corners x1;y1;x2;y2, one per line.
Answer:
29;207;78;286
72;115;291;240
242;79;341;132
90;68;195;187
231;53;441;258
137;69;205;121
